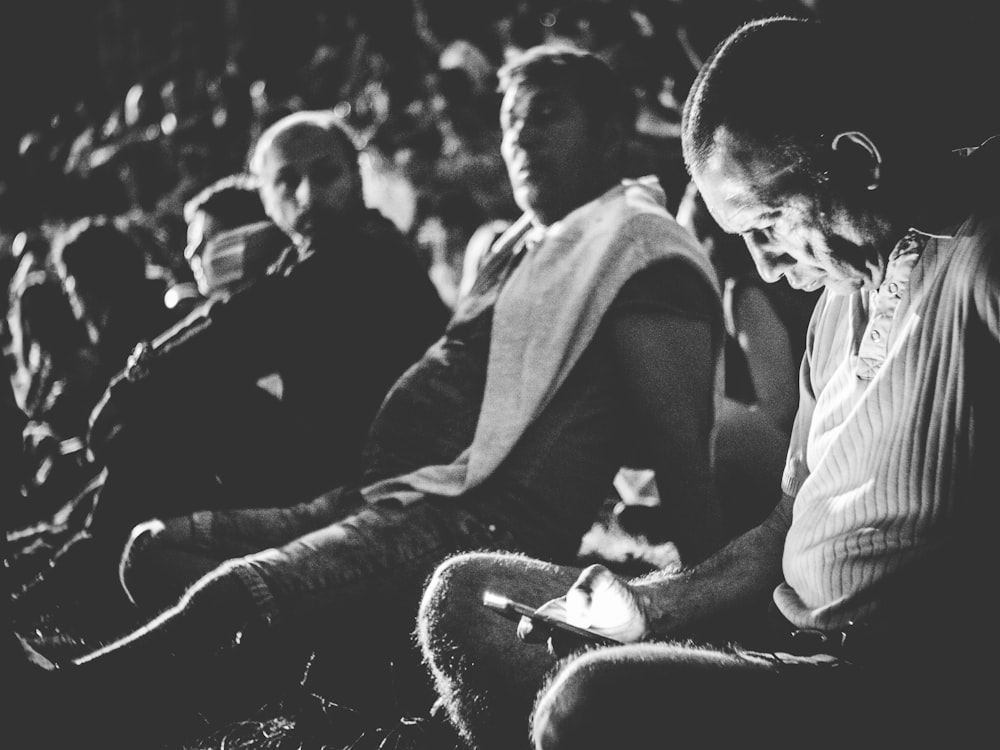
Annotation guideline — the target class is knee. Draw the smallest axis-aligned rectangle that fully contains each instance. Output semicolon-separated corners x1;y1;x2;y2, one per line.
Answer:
417;552;500;657
532;651;626;750
534;644;776;748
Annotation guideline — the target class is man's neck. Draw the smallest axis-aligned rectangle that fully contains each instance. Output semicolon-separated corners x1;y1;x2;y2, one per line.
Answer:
530;175;623;229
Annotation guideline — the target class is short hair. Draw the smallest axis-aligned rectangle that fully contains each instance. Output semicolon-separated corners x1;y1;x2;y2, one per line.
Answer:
184;173;266;226
497;44;635;136
681;17;884;179
248;109;359;176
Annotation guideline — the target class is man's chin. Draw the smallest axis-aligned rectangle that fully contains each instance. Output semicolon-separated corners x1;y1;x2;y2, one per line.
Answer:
292;219;316;238
293;215;333;239
796;278;826;294
295;207;363;239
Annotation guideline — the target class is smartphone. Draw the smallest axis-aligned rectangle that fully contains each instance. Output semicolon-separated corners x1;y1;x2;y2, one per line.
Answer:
482;591;622;646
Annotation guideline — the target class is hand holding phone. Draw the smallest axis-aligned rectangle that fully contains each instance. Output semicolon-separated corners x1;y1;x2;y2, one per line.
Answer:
482;591;622;647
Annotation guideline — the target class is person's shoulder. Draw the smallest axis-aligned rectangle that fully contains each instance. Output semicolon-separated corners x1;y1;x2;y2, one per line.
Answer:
612;258;721;324
352;210;424;265
960;135;1000;218
612;206;719;308
358;208;409;246
950;141;1000;265
949;207;1000;316
610;178;705;254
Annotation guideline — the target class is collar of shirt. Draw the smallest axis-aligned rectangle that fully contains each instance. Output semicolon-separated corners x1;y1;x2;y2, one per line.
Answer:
855;228;930;380
519;222;548;257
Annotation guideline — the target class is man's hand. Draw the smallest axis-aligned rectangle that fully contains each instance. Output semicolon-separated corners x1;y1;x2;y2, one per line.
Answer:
516;564;650;656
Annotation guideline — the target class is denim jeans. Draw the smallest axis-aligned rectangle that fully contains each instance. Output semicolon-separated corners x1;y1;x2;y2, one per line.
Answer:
128;486;529;636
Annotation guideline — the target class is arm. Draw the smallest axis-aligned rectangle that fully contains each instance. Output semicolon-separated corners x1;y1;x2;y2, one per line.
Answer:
86;277;284;459
609;263;724;563
634;490;791;637
522;491;792;645
523;275;817;646
728;281;799;433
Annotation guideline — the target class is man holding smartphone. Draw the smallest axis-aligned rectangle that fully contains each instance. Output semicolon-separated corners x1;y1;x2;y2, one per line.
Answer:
418;16;1000;750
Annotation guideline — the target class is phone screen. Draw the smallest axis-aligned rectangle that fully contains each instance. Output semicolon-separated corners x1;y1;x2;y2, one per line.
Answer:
482;591;622;646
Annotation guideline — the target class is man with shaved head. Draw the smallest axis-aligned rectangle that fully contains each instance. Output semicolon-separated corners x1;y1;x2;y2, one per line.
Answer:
417;17;1000;749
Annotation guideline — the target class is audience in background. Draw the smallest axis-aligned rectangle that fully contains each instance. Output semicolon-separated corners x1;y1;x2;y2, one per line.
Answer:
50;217;181;384
83;110;450;550
3;2;999;749
10;45;725;749
179;173;286;303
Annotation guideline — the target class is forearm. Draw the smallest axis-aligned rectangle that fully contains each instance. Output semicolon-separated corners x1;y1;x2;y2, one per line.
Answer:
633;492;792;638
87;296;256;457
118;278;279;389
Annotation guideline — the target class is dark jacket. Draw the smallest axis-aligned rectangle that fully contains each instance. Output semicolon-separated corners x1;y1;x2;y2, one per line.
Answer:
90;208;450;521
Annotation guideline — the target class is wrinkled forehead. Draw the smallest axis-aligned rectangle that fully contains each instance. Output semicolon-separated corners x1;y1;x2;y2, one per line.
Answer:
693;127;800;232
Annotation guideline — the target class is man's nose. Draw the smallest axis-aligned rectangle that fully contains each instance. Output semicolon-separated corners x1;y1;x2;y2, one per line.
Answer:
295;177;313;207
745;239;791;283
508;118;542;149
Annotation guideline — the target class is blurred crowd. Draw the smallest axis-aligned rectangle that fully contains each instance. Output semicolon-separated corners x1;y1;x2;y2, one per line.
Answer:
5;0;998;533
0;0;808;466
5;2;1000;747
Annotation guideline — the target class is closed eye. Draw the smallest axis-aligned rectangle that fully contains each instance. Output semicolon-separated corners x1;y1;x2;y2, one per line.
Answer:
742;227;773;246
274;170;299;192
527;103;557;125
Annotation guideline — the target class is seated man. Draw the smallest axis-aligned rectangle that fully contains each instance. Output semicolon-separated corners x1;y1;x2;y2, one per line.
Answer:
13;44;724;745
417;17;1000;750
86;110;451;535
170;172;288;306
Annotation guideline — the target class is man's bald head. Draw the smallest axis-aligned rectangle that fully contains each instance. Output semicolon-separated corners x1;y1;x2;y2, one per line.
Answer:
249;110;365;243
681;17;889;183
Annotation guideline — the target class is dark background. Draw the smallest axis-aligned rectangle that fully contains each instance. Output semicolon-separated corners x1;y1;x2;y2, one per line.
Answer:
2;0;999;178
0;0;521;170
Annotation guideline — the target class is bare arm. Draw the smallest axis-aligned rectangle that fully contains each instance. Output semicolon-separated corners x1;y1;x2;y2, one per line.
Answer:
634;490;791;637
610;277;724;563
523;491;792;647
729;283;798;433
521;492;792;646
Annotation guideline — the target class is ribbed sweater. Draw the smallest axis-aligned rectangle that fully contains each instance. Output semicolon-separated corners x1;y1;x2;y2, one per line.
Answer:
775;203;1000;631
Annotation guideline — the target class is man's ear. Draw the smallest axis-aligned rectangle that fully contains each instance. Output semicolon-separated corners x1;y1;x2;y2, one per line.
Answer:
830;131;882;190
